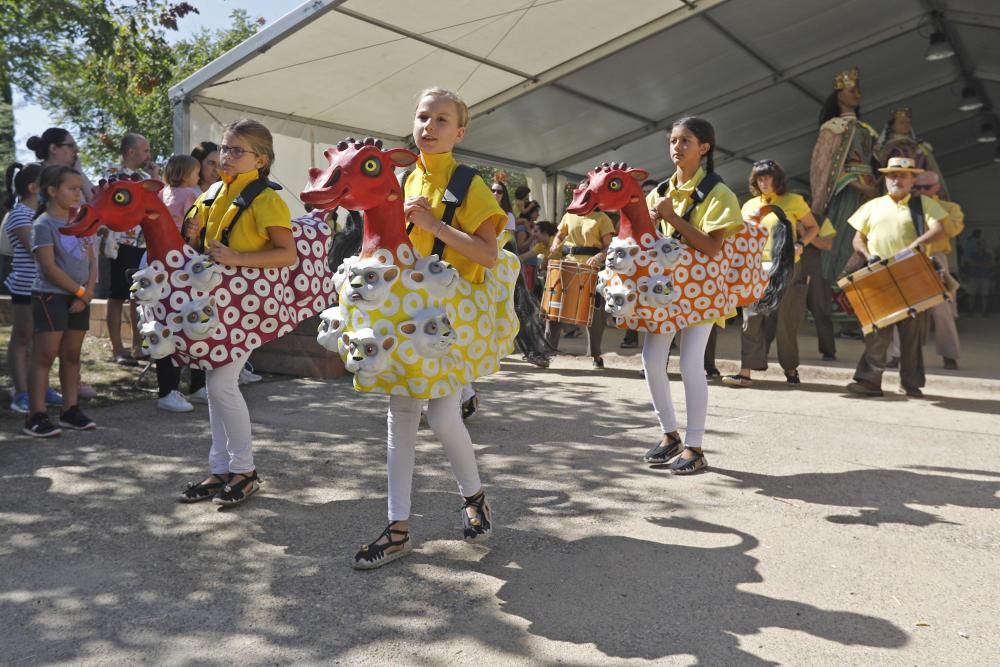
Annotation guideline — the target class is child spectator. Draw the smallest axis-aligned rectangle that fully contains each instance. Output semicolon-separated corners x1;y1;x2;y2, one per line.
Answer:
24;166;97;437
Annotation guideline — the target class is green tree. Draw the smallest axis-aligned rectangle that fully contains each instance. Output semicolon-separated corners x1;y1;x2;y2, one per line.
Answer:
1;1;259;169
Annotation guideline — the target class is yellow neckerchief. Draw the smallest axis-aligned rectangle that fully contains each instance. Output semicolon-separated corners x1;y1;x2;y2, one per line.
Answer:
204;168;262;243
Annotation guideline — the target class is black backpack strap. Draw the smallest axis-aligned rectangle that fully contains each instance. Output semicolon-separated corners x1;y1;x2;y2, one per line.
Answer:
404;165;479;258
433;165;478;257
200;178;282;249
682;172;723;222
657;172;724;240
908;194;925;237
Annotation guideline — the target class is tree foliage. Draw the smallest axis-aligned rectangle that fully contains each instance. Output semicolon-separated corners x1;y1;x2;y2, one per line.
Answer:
1;1;259;168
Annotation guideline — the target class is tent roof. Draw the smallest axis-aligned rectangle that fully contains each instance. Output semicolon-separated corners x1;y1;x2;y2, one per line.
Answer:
171;0;1000;190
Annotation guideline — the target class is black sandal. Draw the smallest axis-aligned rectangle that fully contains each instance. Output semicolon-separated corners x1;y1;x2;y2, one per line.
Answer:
461;390;480;421
669;448;708;475
178;473;228;503
353;521;412;570
644;433;682;464
212;470;261;507
461;490;493;542
785;370;801;385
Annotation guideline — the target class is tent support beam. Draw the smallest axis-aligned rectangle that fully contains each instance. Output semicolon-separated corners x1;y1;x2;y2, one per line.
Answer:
332;6;535;80
698;14;823;105
169;0;348;101
193;96;397;143
543;13;932;173
468;0;728;118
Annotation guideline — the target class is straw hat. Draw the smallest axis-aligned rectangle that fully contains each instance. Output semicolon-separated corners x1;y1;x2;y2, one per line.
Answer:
878;156;924;174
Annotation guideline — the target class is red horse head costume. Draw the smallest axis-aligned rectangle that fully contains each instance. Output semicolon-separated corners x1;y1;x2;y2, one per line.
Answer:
64;174;335;368
568;162;768;333
302;136;418;266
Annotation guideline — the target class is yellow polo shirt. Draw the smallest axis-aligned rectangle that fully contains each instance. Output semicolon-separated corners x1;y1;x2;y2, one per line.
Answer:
557;211;615;263
645;167;743;239
194;169;292;254
404;152;506;284
925;198;964;255
848;194;947;260
741;192;811;262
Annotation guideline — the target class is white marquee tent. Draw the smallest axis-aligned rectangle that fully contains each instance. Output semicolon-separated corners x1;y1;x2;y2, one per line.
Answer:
170;0;1000;231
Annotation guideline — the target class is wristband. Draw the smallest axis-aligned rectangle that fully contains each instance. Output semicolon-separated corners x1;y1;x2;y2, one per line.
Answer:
75;285;86;298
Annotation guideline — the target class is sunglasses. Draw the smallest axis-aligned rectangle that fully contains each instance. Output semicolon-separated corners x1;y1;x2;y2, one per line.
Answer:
218;145;258;158
491;188;504;194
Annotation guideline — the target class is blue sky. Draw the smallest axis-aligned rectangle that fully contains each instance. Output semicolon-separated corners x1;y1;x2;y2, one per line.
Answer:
14;0;299;161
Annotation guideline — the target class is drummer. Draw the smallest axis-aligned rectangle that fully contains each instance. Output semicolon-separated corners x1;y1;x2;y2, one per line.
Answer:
545;208;614;368
845;156;947;398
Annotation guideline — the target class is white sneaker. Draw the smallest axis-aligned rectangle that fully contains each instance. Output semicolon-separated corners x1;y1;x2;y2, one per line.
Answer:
157;390;193;413
187;387;208;404
238;366;262;384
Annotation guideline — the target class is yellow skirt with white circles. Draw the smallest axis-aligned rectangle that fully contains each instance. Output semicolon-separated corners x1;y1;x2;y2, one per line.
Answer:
336;247;519;399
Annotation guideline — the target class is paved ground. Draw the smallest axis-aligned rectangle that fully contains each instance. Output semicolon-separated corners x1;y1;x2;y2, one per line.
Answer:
1;318;998;665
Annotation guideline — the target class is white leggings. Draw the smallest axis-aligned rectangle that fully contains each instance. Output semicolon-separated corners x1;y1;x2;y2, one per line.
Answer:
206;359;254;475
387;392;482;521
642;325;712;447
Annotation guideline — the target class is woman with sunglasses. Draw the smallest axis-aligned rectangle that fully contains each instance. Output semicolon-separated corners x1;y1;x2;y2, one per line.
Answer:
27;128;96;202
724;160;818;388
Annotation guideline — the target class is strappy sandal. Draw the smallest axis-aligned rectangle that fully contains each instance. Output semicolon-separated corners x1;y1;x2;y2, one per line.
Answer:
461;391;480;421
461;490;493;543
644;432;682;464
178;473;228;503
785;370;801;385
353;521;413;570
669;448;708;475
212;470;261;507
722;374;753;388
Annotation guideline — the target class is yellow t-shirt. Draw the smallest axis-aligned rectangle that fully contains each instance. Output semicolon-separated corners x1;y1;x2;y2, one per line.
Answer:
925;198;965;255
818;219;837;238
404;152;506;284
848;194;947;260
741;192;811;263
558;211;615;263
645;167;744;239
193;169;292;254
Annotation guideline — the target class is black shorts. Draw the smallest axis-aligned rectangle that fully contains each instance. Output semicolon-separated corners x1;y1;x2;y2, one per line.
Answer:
32;293;91;333
108;244;145;300
10;292;31;306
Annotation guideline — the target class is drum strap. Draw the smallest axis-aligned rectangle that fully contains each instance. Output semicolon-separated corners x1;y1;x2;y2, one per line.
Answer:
655;172;724;239
565;245;600;256
405;164;479;258
908;194;925;236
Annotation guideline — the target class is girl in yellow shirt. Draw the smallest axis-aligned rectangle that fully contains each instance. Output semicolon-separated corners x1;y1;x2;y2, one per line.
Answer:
354;88;508;569
643;117;744;474
724;160;818;388
177;120;296;508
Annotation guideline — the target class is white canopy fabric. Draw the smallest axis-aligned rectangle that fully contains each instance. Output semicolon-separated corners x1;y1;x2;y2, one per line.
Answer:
170;0;1000;218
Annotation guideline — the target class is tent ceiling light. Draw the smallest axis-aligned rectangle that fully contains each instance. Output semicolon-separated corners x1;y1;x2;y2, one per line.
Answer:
959;87;984;112
925;31;955;61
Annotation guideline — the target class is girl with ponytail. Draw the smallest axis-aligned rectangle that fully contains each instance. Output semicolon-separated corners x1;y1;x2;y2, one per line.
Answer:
641;116;744;475
4;162;46;413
